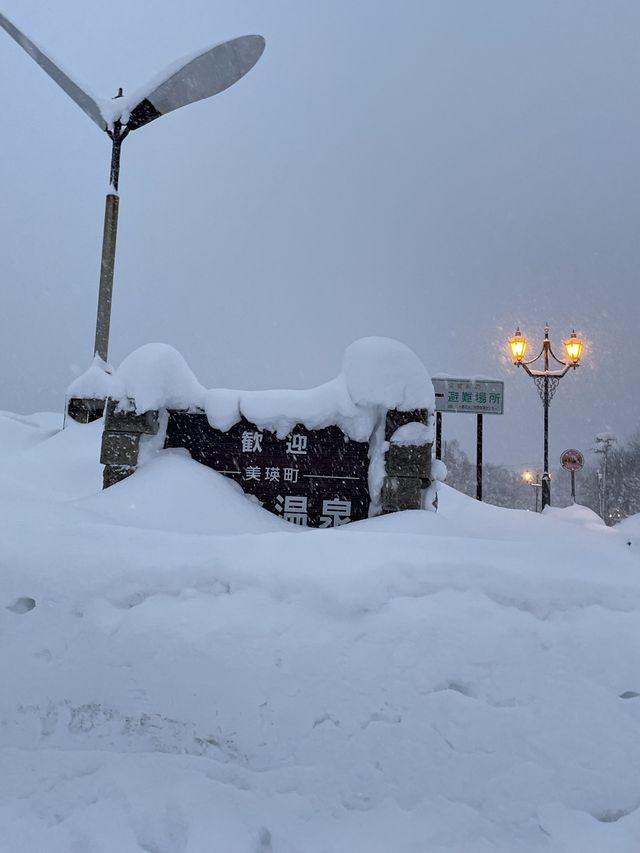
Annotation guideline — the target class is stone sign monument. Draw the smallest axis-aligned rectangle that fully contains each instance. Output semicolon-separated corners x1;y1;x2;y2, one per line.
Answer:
67;338;440;527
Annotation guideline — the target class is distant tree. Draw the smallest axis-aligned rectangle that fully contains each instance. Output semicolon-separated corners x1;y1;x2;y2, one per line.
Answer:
442;441;537;511
441;439;474;498
560;429;640;524
439;427;640;522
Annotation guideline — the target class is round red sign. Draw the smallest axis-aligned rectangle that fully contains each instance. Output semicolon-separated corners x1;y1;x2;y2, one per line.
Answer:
560;449;584;472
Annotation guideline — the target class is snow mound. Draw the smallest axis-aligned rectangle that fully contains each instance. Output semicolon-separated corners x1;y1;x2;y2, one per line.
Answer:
0;411;61;458
543;503;611;533
2;416;639;850
66;355;116;400
617;512;640;551
80;450;296;536
112;343;206;412
343;336;434;410
618;512;640;536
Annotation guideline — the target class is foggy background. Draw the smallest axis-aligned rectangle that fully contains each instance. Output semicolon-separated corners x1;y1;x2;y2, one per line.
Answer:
1;0;638;474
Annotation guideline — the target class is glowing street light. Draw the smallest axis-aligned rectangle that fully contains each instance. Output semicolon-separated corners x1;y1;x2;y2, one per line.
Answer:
509;325;584;510
509;329;528;364
521;468;542;512
564;331;583;365
0;12;265;371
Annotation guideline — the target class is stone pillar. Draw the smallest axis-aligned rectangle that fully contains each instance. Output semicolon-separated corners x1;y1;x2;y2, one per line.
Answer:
381;408;432;513
100;400;159;488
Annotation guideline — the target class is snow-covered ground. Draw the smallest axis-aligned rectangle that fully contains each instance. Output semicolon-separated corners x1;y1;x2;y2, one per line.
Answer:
1;411;639;852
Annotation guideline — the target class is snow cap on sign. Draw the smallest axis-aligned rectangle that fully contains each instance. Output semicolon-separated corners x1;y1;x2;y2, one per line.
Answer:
342;337;434;411
390;422;433;446
67;356;116;399
95;337;433;442
202;388;241;433
111;343;205;412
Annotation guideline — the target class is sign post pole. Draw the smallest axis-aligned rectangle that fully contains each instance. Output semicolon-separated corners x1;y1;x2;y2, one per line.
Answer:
432;377;504;503
476;413;483;501
560;449;584;505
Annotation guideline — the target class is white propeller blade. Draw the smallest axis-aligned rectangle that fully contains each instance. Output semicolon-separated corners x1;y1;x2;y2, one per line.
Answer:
1;14;264;134
123;35;266;131
0;12;106;131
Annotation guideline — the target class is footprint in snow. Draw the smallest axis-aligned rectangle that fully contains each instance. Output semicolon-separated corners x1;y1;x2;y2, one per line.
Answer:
7;597;36;614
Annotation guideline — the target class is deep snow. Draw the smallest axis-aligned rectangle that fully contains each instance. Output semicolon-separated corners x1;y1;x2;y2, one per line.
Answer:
1;411;639;852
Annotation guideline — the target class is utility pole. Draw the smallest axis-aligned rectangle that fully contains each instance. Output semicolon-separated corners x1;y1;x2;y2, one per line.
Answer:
594;433;617;523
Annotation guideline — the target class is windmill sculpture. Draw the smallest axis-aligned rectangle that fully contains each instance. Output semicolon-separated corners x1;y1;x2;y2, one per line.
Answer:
0;13;265;370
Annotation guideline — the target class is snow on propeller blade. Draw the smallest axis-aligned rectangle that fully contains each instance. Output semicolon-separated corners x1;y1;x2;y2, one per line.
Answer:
0;11;106;131
122;35;266;131
0;13;265;133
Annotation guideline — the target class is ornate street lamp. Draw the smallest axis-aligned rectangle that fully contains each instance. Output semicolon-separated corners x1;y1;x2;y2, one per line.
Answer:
509;325;584;510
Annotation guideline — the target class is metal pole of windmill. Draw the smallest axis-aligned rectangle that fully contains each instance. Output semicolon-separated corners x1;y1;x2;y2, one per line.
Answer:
95;115;127;362
95;192;119;362
0;13;265;368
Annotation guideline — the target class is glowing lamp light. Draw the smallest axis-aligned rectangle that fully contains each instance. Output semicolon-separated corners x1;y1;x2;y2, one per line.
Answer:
564;331;583;365
522;470;533;482
509;328;528;363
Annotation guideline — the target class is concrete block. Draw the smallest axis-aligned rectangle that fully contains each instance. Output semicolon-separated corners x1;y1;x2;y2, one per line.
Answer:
386;443;432;479
100;431;140;466
381;475;422;512
385;408;429;441
103;464;135;489
66;397;106;424
104;399;159;435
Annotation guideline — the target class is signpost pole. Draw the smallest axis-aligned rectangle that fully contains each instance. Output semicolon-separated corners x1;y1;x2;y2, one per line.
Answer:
476;413;483;501
560;449;583;506
435;412;442;461
560;448;584;504
432;377;503;500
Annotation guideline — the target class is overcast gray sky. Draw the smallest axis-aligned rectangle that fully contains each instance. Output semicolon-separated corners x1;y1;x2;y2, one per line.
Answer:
1;0;639;475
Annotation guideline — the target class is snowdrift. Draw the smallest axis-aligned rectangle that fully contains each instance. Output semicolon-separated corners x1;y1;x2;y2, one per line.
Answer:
1;412;639;852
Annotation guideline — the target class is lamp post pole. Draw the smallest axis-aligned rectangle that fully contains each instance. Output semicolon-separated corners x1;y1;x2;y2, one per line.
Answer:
509;326;584;510
543;374;550;508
